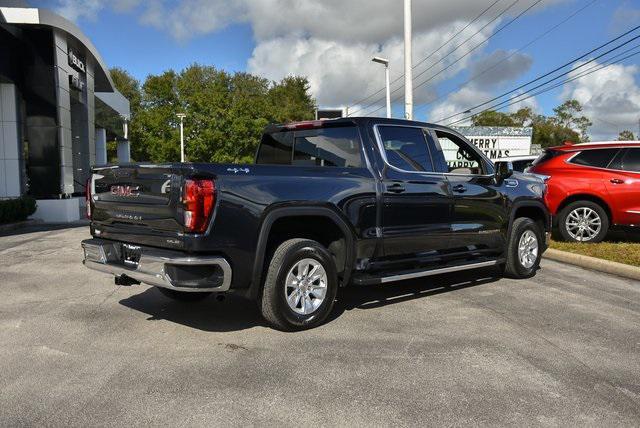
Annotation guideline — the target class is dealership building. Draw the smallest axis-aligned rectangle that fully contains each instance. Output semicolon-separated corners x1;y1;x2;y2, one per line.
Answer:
0;5;130;221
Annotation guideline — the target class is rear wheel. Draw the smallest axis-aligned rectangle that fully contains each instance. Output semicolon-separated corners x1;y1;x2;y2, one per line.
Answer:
503;217;543;279
260;239;338;331
557;200;609;243
156;287;212;302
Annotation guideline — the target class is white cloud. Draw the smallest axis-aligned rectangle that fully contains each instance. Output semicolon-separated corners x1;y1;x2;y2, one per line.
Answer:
52;0;104;21
561;61;640;141
469;49;533;87
248;21;498;108
427;86;493;125
48;0;572;110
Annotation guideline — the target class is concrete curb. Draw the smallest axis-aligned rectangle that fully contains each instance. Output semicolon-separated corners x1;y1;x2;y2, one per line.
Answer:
0;219;43;233
543;248;640;282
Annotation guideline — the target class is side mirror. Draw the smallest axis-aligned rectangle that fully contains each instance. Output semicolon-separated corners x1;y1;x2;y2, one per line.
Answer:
495;161;513;181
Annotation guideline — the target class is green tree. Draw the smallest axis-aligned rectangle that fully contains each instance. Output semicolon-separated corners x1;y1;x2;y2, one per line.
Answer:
119;64;316;164
553;99;592;142
471;110;518;127
617;130;636;141
466;101;590;148
109;67;145;160
531;115;581;148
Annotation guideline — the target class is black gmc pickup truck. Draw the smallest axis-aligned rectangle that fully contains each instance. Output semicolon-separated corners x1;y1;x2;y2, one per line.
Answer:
82;117;549;330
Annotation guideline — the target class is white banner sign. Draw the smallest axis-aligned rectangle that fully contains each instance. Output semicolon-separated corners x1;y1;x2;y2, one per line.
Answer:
441;135;532;167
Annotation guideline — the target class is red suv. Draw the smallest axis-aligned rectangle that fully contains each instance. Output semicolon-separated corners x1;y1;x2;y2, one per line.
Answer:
529;142;640;242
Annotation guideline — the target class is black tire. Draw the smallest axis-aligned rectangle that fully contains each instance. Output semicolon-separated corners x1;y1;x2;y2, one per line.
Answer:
260;239;338;331
156;287;212;302
557;200;609;243
503;217;543;279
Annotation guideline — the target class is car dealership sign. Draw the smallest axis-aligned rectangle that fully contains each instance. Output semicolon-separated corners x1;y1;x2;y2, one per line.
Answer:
68;48;86;74
445;126;533;166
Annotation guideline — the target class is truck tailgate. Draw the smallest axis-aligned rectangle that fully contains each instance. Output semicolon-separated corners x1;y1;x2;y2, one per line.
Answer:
90;165;184;238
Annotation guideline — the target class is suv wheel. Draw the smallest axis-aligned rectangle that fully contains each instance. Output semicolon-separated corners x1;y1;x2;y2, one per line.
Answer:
557;200;609;243
260;239;338;331
504;217;543;279
156;287;212;301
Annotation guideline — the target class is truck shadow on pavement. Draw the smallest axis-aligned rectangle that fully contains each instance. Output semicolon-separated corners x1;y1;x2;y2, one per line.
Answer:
327;267;501;323
118;267;502;332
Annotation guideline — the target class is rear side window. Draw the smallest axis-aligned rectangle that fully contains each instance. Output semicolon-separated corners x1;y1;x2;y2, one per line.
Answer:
609;148;640;172
569;149;620;168
256;132;293;165
293;126;363;167
377;126;434;172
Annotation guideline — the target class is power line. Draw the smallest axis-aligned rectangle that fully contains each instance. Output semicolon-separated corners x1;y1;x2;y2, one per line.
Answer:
347;0;502;110
355;0;524;116
413;0;599;116
444;46;640;126
362;0;542;117
435;24;640;124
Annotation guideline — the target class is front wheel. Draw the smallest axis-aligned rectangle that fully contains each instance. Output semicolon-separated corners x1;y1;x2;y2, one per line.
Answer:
260;239;338;331
503;217;543;279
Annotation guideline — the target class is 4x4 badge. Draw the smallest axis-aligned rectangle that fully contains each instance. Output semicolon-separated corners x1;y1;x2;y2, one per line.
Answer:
227;167;250;174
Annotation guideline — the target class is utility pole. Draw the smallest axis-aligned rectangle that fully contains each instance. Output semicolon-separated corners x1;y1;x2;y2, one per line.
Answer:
177;113;186;162
404;0;413;120
372;57;391;118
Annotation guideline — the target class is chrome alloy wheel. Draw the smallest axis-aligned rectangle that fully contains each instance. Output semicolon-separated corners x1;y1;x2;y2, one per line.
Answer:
565;207;601;242
518;230;539;269
285;258;328;315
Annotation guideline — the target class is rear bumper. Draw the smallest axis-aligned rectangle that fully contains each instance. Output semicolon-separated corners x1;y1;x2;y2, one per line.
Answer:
81;238;232;292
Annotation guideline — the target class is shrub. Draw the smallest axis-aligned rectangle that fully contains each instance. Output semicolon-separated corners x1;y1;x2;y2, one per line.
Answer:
0;196;37;224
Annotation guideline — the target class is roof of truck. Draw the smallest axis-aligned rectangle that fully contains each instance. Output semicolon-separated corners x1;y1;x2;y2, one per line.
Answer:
266;117;450;133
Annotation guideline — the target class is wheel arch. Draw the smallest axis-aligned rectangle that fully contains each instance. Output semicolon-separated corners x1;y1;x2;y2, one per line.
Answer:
556;193;613;224
506;200;550;253
249;206;356;300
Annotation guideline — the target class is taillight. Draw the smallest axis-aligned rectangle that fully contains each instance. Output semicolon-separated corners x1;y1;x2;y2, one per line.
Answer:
86;176;92;219
183;179;215;233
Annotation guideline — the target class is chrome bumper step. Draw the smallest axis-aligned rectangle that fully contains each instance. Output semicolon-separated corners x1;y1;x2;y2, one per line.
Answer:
81;238;232;292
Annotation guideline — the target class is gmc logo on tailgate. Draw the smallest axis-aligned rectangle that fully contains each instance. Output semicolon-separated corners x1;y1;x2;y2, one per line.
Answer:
110;185;140;197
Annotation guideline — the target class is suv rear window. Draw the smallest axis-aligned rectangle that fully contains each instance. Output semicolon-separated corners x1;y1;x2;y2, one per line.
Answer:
568;148;620;168
531;150;559;166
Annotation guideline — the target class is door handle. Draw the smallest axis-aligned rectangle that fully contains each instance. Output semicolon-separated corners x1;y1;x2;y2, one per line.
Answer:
386;183;406;193
610;178;624;184
452;184;467;193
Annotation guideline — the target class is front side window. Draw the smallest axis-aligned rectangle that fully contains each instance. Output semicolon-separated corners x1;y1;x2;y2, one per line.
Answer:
293;126;363;167
436;130;485;175
569;149;620;168
377;126;434;172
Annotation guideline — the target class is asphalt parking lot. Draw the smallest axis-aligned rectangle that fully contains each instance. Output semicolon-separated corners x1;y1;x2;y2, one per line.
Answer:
1;225;639;426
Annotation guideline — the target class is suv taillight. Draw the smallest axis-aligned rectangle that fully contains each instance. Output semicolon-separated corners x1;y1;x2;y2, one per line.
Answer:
86;176;92;219
183;179;215;233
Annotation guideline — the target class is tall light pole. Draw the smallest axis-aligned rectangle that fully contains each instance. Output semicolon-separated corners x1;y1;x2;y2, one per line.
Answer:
404;0;413;120
176;113;186;162
372;57;391;118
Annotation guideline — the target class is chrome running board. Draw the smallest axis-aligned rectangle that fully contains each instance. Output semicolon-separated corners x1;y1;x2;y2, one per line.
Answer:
354;259;500;285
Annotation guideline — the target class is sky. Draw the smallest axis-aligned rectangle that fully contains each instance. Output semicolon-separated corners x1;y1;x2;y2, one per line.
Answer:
26;0;640;140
